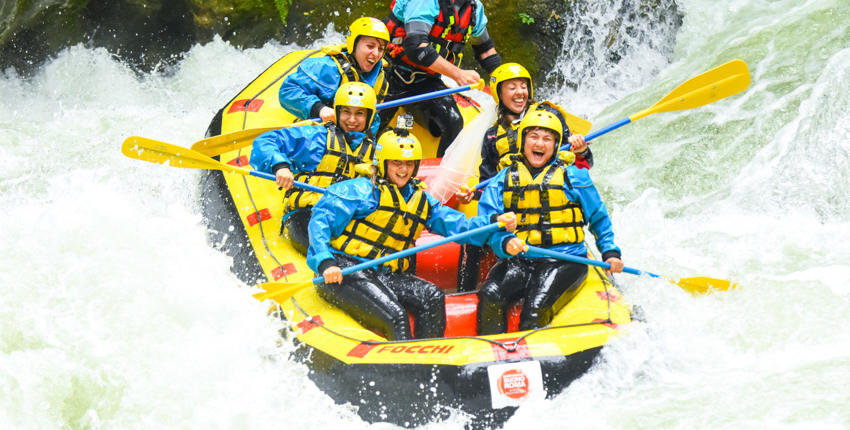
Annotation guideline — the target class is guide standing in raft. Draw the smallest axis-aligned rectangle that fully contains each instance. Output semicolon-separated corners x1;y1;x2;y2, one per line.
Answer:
475;110;624;334
250;82;378;254
380;0;503;157
307;117;517;341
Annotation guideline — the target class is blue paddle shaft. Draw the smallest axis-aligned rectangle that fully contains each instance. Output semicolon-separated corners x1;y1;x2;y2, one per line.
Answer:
475;117;634;191
376;84;476;110
310;222;504;284
248;170;327;194
525;245;658;278
302;84;476;124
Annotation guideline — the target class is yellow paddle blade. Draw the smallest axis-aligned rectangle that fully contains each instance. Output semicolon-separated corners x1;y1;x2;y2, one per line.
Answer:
675;276;739;295
190;122;319;157
564;111;592;136
252;281;313;304
535;101;592;136
190;127;279;157
631;59;751;121
122;136;252;175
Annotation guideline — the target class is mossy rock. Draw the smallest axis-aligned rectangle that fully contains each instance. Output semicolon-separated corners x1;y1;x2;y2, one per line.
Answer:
1;0;679;87
477;0;572;78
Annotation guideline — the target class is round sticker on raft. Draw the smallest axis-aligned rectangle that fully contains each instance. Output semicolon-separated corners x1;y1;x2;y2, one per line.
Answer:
497;369;530;400
486;360;546;408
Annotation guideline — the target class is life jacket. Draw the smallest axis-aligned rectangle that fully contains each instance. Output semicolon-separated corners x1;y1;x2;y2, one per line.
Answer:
384;0;477;76
322;45;388;102
492;102;574;162
502;154;585;247
285;126;376;211
493;120;520;161
330;179;432;272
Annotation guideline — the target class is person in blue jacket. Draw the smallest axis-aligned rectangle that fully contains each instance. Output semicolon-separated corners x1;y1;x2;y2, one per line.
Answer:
279;17;390;136
453;63;594;293
251;82;379;254
307;118;517;341
379;0;503;157
475;110;625;335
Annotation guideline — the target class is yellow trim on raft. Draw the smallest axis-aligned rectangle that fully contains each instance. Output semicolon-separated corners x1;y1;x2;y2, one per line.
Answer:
211;48;631;364
278;264;632;366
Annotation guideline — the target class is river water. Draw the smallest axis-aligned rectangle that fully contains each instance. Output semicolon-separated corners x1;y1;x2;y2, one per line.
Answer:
2;0;849;428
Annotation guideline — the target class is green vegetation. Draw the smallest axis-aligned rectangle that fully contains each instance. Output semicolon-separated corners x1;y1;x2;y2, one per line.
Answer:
273;0;292;22
519;13;535;25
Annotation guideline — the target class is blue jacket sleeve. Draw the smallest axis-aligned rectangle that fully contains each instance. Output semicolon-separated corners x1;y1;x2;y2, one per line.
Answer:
568;166;620;256
307;178;378;273
472;0;489;37
249;125;329;175
422;192;492;245
476;169;517;258
278;57;341;120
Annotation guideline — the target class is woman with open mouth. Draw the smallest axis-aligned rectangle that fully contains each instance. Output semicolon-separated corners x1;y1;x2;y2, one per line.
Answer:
474;109;624;334
278;17;390;136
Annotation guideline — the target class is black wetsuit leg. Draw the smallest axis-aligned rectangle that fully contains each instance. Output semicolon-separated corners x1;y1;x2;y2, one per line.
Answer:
282;208;311;255
381;271;446;339
457;244;483;293
519;258;588;331
315;255;413;341
476;257;533;335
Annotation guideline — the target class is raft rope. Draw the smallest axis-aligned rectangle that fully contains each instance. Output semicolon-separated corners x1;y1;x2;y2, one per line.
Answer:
455;92;481;113
229;49;323;283
286;266;619;353
239;48;322;131
234;148;290;282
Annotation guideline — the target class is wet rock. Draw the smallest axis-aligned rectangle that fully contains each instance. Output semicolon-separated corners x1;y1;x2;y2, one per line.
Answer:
0;0;681;86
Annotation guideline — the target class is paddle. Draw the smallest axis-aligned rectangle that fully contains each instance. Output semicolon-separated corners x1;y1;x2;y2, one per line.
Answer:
253;221;506;303
121;136;326;193
190;122;313;157
474;59;751;191
190;79;487;157
524;245;736;295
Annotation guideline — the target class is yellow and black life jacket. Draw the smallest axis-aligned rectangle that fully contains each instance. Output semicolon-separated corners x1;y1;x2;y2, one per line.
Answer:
322;45;388;103
493;102;573;161
330;179;432;272
493;120;520;161
285;126;376;211
384;0;477;75
503;155;585;247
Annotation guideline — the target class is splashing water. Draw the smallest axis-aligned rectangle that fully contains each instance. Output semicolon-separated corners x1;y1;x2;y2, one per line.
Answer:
3;0;850;428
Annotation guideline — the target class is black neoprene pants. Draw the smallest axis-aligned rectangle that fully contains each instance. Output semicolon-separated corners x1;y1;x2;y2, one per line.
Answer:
477;256;588;335
315;254;447;341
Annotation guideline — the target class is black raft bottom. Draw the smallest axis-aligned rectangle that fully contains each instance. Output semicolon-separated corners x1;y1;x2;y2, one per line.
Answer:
292;342;603;429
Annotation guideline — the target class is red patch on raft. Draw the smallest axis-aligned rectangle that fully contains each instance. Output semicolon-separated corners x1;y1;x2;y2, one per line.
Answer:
227;99;264;113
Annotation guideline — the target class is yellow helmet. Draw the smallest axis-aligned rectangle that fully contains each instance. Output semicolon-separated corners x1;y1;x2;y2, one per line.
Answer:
518;110;562;152
334;82;377;131
376;129;423;178
346;17;390;54
489;63;533;106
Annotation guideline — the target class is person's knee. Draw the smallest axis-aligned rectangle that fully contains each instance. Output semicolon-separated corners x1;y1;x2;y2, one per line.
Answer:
518;306;555;331
477;282;508;307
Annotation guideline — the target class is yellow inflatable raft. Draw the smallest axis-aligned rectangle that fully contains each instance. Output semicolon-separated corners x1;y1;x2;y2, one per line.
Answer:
199;47;634;428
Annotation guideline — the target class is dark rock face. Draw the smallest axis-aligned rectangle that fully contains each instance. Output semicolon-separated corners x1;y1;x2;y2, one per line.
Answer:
1;0;681;91
1;0;285;74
